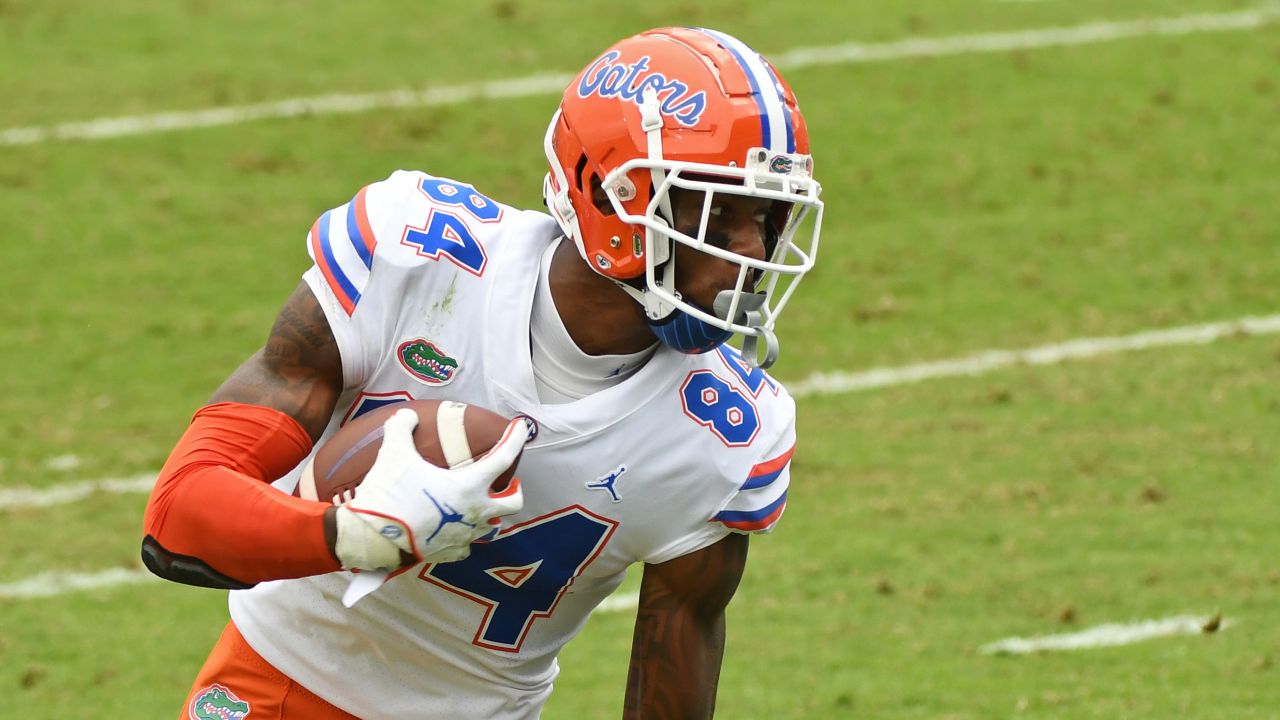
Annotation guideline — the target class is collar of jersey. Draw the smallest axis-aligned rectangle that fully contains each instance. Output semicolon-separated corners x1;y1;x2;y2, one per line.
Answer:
483;213;680;443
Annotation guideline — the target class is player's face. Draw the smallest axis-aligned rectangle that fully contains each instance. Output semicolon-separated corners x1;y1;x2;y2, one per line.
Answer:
668;187;773;311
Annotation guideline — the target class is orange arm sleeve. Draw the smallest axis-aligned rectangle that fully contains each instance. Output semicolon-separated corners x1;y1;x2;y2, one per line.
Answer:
142;402;341;588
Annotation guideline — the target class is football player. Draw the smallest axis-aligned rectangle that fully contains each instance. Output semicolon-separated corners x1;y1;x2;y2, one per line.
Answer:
144;26;823;719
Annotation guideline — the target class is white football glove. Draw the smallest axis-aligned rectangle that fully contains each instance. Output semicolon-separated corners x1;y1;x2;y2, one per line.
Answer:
333;406;527;572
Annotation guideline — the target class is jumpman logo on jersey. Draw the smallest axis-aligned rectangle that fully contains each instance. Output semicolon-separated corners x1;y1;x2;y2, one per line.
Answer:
585;465;627;503
421;488;476;544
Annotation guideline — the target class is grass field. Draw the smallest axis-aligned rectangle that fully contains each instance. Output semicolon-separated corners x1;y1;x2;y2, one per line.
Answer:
2;1;1279;717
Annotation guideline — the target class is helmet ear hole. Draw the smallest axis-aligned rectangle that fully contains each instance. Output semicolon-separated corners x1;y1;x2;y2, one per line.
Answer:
574;154;589;192
589;175;616;217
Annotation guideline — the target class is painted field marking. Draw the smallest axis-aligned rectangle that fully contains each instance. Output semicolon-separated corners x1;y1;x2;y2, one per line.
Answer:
0;567;159;599
3;6;1277;146
979;614;1230;654
0;473;156;510
44;454;82;471
790;314;1280;398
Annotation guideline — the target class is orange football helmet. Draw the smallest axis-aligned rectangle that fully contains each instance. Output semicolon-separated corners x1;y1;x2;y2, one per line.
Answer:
543;27;823;367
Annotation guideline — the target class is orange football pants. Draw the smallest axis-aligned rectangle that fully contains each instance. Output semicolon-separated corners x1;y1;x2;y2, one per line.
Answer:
181;621;359;720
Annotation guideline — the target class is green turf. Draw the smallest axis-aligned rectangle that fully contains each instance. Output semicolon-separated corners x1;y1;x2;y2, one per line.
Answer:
1;0;1247;127
2;1;1278;717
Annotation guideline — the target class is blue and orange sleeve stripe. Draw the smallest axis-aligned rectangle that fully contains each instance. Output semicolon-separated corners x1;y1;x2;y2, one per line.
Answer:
713;492;788;532
309;211;357;315
347;185;377;269
711;442;795;532
307;185;379;316
740;443;794;490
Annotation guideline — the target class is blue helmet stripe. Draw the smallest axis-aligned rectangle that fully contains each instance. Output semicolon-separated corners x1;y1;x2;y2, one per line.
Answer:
763;62;796;153
697;28;794;153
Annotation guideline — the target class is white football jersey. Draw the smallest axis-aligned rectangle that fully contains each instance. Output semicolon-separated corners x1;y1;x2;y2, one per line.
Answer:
229;170;797;719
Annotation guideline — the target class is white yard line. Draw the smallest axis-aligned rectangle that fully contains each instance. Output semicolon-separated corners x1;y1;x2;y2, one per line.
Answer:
0;567;159;599
0;473;157;510
3;6;1277;146
769;6;1277;69
979;614;1230;654
789;314;1280;398
0;74;573;147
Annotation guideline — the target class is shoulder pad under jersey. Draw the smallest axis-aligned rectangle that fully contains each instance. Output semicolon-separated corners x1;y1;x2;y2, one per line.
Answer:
306;170;510;316
698;344;798;535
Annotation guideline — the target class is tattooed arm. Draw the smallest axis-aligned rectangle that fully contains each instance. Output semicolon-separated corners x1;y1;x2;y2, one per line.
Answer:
210;280;344;440
624;533;749;719
140;282;346;587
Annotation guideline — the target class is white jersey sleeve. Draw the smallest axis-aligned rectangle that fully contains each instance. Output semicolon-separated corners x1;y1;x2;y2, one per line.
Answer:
302;170;413;388
710;407;796;534
301;169;506;390
640;348;799;565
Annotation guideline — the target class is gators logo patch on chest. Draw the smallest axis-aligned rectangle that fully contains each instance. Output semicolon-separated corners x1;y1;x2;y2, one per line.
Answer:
397;338;460;385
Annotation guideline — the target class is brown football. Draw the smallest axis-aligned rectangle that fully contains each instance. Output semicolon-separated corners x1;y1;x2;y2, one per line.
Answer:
294;399;523;505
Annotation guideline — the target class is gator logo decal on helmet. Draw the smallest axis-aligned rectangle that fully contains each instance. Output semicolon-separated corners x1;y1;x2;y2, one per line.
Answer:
188;684;251;720
576;51;708;126
397;338;460;385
